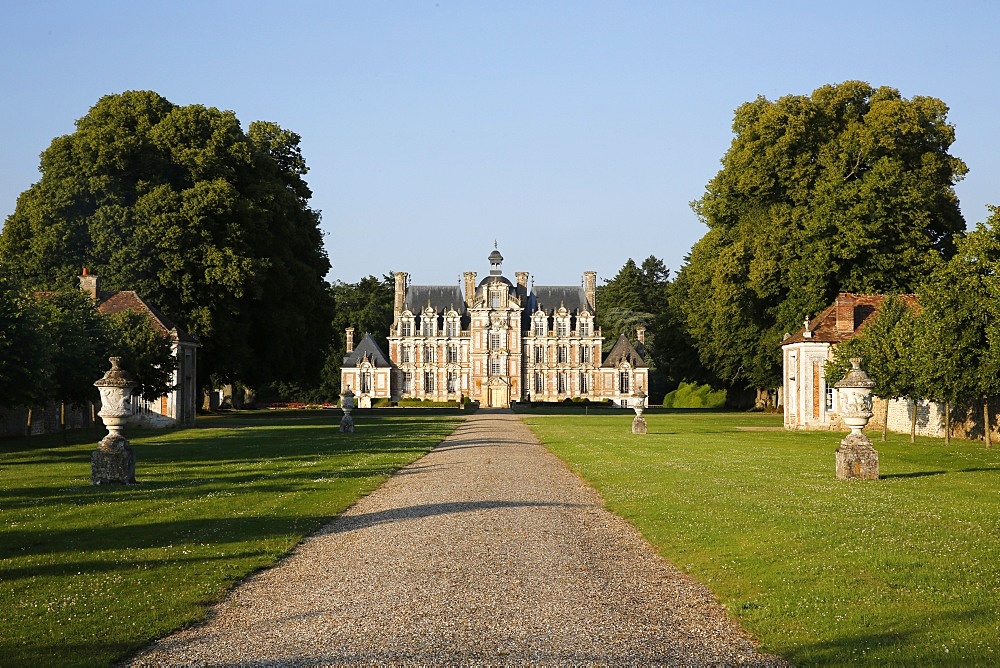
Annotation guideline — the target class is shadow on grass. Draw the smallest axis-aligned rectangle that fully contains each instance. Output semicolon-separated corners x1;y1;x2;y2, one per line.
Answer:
880;470;948;480
0;514;336;563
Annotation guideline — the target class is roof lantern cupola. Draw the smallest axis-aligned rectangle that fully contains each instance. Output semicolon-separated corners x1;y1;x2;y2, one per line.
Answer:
488;241;504;276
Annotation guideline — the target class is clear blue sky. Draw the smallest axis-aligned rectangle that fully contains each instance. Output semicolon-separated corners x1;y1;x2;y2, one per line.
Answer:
2;1;997;287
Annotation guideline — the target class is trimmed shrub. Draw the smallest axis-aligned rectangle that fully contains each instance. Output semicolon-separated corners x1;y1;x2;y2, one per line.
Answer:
663;382;727;409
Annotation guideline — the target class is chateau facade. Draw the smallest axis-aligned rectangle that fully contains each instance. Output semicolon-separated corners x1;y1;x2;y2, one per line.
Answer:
341;249;648;408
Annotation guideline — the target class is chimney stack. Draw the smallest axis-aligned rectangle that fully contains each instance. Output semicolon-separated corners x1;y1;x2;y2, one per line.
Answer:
345;327;354;353
463;272;477;307
835;294;855;335
393;272;407;322
636;326;645;344
79;268;101;300
584;271;597;311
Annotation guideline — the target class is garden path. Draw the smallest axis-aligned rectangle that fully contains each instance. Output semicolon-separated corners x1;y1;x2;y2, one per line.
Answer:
131;409;783;666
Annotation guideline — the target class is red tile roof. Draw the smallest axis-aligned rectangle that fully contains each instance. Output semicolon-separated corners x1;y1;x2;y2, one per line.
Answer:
781;293;917;346
97;291;198;343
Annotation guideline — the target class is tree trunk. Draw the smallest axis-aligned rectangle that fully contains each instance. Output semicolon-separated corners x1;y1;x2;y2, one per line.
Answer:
985;396;992;449
945;401;951;445
910;398;917;443
881;398;889;442
60;401;67;445
26;406;33;442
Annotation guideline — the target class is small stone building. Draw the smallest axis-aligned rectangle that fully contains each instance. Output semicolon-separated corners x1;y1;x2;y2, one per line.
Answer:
342;248;648;408
780;292;943;434
81;270;199;427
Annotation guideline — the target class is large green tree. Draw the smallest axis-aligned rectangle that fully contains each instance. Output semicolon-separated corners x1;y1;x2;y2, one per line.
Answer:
675;81;967;392
0;276;52;408
909;209;1000;445
0;91;333;390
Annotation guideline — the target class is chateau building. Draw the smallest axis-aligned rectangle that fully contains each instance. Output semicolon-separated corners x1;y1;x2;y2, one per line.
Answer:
341;249;648;408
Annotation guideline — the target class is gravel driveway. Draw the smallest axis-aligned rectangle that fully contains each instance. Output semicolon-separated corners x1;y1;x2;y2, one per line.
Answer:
131;409;785;666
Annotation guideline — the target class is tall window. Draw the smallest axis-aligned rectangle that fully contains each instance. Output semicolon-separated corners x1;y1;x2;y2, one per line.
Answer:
534;372;544;393
422;317;435;337
489;331;502;350
579;320;590;337
579;346;591;363
401;321;412;337
446;319;458;337
402;372;412;393
490;358;503;376
447;344;458;363
557;345;568;363
579;373;588;394
557;373;567;394
619;371;630;393
424;371;435;393
400;346;410;363
534;346;544;363
556;320;568;337
491;290;502;308
423;345;436;363
534;319;546;337
447;371;457;393
360;371;372;394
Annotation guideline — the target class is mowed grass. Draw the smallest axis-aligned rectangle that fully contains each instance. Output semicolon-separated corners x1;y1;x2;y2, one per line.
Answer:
522;410;1000;666
0;410;462;667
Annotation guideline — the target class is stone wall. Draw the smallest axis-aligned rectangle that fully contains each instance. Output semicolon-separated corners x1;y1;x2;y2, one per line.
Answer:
0;402;94;438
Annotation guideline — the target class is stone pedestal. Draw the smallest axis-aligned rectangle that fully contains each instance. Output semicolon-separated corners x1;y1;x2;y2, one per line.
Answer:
91;436;136;485
339;414;354;433
631;416;647;434
836;432;879;480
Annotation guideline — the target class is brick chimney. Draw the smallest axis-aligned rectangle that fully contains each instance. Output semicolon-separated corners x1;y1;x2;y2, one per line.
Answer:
636;326;645;344
463;272;477;307
345;327;354;353
79;268;101;300
584;271;597;311
393;272;407;322
836;294;855;335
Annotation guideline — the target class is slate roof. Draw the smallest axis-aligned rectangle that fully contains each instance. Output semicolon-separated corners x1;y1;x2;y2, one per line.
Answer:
96;291;198;344
781;293;917;346
528;286;590;315
403;285;466;314
342;333;393;367
601;333;647;368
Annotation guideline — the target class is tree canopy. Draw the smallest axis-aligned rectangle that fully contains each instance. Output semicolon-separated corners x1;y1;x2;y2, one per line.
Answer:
675;81;968;391
0;91;333;389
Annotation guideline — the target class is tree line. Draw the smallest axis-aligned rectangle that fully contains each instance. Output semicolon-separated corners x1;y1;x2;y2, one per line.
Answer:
0;82;992;415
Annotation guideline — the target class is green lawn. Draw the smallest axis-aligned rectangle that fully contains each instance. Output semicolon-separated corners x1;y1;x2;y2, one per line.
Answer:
0;410;462;667
522;410;1000;666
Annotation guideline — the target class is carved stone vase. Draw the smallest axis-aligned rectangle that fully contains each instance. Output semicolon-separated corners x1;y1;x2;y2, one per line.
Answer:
340;387;355;433
92;357;137;484
834;358;878;480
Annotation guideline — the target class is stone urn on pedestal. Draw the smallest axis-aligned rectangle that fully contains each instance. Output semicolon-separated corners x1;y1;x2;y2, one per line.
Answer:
834;358;878;480
340;386;355;433
630;384;648;435
92;357;137;484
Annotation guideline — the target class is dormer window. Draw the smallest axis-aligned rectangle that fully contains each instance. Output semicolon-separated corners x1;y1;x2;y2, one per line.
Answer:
579;320;590;337
490;288;503;309
401;320;412;337
422;316;436;337
446;319;458;337
556;320;568;337
534;318;546;337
